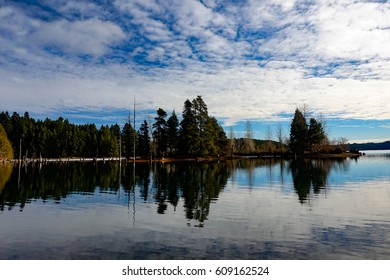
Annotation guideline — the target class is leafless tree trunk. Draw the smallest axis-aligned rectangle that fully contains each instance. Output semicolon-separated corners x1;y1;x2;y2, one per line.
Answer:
244;120;255;154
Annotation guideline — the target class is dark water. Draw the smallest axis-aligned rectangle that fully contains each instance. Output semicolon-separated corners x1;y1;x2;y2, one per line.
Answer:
1;151;389;259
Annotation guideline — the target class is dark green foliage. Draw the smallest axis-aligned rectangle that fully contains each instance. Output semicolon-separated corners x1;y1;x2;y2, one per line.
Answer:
290;159;330;203
153;108;168;157
138;120;151;158
308;118;325;151
289;109;308;155
179;99;198;156
193;95;209;156
167;110;179;156
289;109;326;155
179;96;227;157
0;161;229;226
0;112;118;158
121;122;135;158
98;125;118;157
204;116;228;156
0;96;227;159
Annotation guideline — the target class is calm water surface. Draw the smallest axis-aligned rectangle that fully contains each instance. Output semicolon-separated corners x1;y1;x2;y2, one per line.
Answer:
1;151;389;259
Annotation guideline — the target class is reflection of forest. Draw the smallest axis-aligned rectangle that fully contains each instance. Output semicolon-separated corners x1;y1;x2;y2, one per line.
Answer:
227;158;351;203
228;158;288;188
0;159;351;217
290;159;350;203
149;163;230;226
0;162;122;211
0;162;230;226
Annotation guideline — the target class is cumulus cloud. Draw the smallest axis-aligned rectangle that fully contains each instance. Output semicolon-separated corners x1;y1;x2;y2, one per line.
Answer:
312;1;390;61
0;4;125;57
31;18;126;56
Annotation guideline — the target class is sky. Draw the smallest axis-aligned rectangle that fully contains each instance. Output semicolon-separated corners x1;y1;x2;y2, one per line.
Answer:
0;0;389;143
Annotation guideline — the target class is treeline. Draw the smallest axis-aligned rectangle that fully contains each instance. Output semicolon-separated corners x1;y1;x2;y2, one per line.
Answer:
349;141;390;151
0;96;227;159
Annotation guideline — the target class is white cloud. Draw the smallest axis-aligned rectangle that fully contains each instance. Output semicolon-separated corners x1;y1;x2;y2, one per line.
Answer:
48;0;106;19
1;0;389;140
32;18;126;56
313;2;390;61
0;4;126;57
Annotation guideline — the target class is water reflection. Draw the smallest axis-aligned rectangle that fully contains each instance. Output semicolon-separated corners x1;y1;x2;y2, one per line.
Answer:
0;159;357;212
0;161;230;225
0;157;377;215
289;159;347;203
1;156;390;260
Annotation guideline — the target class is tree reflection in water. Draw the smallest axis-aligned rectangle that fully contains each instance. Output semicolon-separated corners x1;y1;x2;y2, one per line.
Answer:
290;158;350;203
0;158;351;219
0;161;230;226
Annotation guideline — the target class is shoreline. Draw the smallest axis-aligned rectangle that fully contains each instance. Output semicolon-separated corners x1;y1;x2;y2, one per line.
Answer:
1;151;361;164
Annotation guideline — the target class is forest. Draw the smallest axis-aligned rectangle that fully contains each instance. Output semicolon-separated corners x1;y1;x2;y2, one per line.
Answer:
0;96;228;160
1;96;353;161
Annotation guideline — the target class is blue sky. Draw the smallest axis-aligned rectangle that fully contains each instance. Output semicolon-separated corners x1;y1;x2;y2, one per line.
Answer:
0;0;389;143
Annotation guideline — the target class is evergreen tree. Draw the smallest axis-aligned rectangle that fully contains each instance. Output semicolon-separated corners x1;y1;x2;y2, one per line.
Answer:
180;99;196;156
9;112;26;157
213;117;228;155
33;120;47;158
83;124;98;157
308;118;325;152
0;96;228;160
122;122;135;159
98;125;118;157
21;112;36;158
153;108;168;158
192;95;209;156
0;112;11;134
138;120;151;159
110;124;121;156
289;108;308;155
167;110;179;156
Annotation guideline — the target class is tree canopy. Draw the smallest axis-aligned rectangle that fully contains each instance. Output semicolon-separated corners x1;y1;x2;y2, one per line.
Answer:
0;96;227;160
289;108;325;155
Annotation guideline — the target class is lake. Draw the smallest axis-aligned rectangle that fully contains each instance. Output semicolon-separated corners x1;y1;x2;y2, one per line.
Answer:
1;151;390;259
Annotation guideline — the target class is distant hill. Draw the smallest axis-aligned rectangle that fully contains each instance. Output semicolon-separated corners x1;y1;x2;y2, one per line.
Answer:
349;141;390;151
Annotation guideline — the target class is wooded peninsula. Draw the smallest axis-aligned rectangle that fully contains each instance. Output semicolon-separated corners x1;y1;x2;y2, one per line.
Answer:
0;96;358;162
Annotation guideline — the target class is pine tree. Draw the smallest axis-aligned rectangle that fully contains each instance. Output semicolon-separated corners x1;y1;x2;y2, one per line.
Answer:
180;99;197;156
122;122;135;159
99;125;118;157
138;120;151;159
167;110;179;156
308;118;325;152
289;108;308;155
153;108;168;158
192;96;209;156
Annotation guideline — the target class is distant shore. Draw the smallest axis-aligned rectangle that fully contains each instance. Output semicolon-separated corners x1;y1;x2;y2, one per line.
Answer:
301;152;361;159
